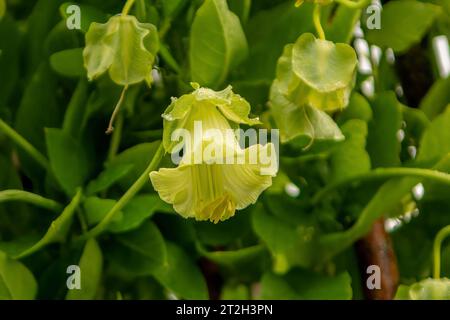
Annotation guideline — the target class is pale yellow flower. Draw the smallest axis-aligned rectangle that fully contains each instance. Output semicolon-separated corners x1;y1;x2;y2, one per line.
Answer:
150;84;277;223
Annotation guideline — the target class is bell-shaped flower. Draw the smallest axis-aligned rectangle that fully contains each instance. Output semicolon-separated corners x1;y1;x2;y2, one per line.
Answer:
83;15;159;86
161;83;261;153
150;84;277;223
269;33;357;145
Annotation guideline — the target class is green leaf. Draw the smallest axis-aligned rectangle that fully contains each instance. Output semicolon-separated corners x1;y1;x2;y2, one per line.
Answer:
417;106;450;163
83;15;159;86
107;142;161;190
195;211;251;246
337;92;373;124
154;241;208;299
15;189;82;259
366;92;402;168
108;221;166;276
0;0;5;20
189;0;248;88
60;2;107;34
162;0;187;18
0;251;37;300
366;1;441;53
198;244;269;275
50;48;85;77
260;269;352;300
108;194;164;233
45;128;90;197
329;119;371;183
320;177;418;259
252;204;316;273
86;163;134;195
242;2;314;82
0;15;21;106
26;0;61;72
62;79;89;139
220;283;250;300
83;197;123;226
66;239;103;300
15;63;61;180
228;0;251;24
401;103;430;143
420;77;450;120
325;5;362;44
43;20;80;56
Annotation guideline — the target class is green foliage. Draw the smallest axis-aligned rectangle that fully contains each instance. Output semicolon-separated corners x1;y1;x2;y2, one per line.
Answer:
0;251;37;299
260;269;352;300
66;239;103;300
50;48;85;78
46;128;90;196
366;0;442;53
189;0;248;88
0;0;449;301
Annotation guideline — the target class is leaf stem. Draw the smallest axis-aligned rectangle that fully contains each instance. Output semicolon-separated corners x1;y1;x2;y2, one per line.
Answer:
79;142;165;240
15;188;83;259
335;0;371;9
0;118;49;170
107;113;124;160
0;189;63;212
106;85;128;135
433;225;450;279
313;167;450;204
121;0;136;16
313;4;326;40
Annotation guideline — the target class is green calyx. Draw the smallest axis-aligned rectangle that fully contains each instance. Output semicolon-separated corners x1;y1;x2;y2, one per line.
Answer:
83;14;159;86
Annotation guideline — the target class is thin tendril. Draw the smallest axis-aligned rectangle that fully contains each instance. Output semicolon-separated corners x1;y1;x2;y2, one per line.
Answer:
433;225;450;279
121;0;136;16
313;4;326;40
106;85;128;135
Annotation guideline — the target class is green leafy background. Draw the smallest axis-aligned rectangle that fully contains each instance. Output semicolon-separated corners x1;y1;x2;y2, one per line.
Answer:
0;0;449;300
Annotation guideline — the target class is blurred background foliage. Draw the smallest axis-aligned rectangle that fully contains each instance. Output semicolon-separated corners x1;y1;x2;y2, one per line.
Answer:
0;0;449;300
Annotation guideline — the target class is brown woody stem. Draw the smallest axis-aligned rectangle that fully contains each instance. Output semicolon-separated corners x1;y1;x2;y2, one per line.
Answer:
355;218;399;300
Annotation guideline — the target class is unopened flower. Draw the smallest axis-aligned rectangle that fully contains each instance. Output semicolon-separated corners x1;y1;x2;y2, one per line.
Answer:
269;33;357;144
83;15;159;86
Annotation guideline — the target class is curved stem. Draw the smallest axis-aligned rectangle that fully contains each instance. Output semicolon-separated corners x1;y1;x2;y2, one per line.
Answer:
79;142;165;240
106;85;128;135
313;4;325;40
0;118;49;170
433;225;450;279
313;167;450;204
335;0;371;9
121;0;136;16
0;189;62;212
15;189;83;259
